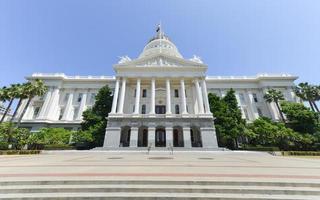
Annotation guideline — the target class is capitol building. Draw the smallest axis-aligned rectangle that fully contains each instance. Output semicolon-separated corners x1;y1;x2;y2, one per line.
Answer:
17;28;298;149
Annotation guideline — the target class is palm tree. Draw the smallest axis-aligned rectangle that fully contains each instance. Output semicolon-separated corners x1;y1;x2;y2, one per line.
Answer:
10;83;29;123
294;82;319;112
0;85;19;123
16;79;47;127
264;89;286;123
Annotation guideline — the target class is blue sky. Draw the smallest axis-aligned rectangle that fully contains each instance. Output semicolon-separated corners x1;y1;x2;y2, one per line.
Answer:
0;0;320;87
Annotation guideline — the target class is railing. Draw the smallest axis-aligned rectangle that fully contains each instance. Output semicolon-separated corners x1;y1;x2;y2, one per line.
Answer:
31;73;115;80
108;113;213;118
206;74;294;80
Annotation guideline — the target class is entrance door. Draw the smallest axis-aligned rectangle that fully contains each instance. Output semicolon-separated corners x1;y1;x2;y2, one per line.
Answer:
155;105;166;114
155;128;166;147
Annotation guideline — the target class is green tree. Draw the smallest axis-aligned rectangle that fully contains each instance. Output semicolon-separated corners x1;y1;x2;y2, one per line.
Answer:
16;79;47;127
81;85;113;147
264;89;286;123
280;101;319;134
245;117;318;150
208;89;246;149
294;82;319;112
10;83;29;123
0;85;20;123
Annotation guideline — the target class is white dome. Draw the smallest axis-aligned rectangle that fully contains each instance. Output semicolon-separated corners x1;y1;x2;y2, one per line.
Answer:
139;32;183;58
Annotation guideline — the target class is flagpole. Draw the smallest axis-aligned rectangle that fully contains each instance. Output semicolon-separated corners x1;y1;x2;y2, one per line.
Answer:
159;21;162;54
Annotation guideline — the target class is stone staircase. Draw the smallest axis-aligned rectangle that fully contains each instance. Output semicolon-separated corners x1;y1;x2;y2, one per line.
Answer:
0;180;319;199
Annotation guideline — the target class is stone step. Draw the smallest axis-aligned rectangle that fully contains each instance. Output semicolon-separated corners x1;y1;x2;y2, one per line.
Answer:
1;180;319;187
0;184;319;195
0;192;319;200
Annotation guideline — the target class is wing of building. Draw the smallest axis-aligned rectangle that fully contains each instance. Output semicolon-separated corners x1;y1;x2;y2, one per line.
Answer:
17;28;298;150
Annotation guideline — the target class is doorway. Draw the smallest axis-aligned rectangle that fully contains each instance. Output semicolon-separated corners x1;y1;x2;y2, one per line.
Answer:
155;128;166;147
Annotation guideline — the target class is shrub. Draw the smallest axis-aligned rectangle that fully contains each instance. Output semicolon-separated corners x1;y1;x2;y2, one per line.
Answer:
0;141;9;150
241;145;280;152
0;150;40;155
44;144;74;150
282;151;320;156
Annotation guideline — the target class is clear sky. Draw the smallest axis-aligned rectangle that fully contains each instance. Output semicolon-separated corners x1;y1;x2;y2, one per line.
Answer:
0;0;319;87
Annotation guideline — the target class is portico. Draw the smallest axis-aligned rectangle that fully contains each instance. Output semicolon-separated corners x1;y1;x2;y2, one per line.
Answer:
103;26;218;149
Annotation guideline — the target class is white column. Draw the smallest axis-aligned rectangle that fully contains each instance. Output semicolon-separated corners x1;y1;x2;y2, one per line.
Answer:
111;78;120;114
166;127;173;147
180;79;188;114
117;78;126;114
183;127;192;148
150;78;155;114
166;79;172;114
201;127;218;148
62;93;74;120
195;79;204;114
200;79;211;114
148;127;156;147
134;79;141;114
129;127;139;147
77;92;87;120
46;87;60;120
37;89;52;119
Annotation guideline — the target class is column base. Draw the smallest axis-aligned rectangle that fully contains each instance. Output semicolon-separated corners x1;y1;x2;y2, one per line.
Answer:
103;127;121;148
200;127;218;148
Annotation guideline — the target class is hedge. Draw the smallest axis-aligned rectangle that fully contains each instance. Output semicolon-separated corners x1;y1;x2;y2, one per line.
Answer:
282;151;320;156
0;150;41;155
44;144;75;150
240;146;280;152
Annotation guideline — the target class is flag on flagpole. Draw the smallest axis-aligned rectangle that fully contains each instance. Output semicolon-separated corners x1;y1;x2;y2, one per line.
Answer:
156;24;161;33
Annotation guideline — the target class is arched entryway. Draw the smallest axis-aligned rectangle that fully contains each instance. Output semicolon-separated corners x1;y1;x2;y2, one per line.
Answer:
138;126;148;147
173;126;184;147
191;126;202;147
155;127;166;147
120;126;131;147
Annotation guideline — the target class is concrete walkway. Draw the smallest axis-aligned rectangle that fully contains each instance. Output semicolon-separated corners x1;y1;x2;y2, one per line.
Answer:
0;150;320;183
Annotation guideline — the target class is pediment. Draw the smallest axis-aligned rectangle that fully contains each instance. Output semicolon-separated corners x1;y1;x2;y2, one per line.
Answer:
115;53;206;68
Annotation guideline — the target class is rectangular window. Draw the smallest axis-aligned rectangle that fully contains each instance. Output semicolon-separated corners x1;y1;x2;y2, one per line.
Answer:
185;89;187;98
134;89;136;97
142;89;147;98
257;107;263;117
141;105;146;114
33;107;40;119
253;93;258;102
90;93;96;103
59;108;64;120
243;108;249;120
239;93;245;104
64;93;69;103
73;107;79;120
77;93;83;102
174;89;179;98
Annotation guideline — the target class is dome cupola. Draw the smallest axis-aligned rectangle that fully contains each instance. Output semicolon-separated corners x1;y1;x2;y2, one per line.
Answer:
138;25;183;58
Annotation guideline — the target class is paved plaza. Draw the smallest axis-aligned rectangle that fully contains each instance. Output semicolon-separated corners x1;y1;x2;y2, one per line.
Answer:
1;150;320;183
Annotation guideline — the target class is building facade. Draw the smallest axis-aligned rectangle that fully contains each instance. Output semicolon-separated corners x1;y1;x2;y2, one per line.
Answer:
17;29;298;149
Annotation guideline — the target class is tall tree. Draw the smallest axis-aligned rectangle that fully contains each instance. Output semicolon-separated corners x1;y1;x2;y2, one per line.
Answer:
16;79;47;127
208;89;246;149
80;85;113;147
0;85;19;123
264;89;286;123
294;82;319;112
10;83;29;123
280;101;319;134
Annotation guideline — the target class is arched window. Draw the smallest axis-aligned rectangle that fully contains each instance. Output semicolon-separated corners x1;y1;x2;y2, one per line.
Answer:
141;104;146;114
175;105;180;114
